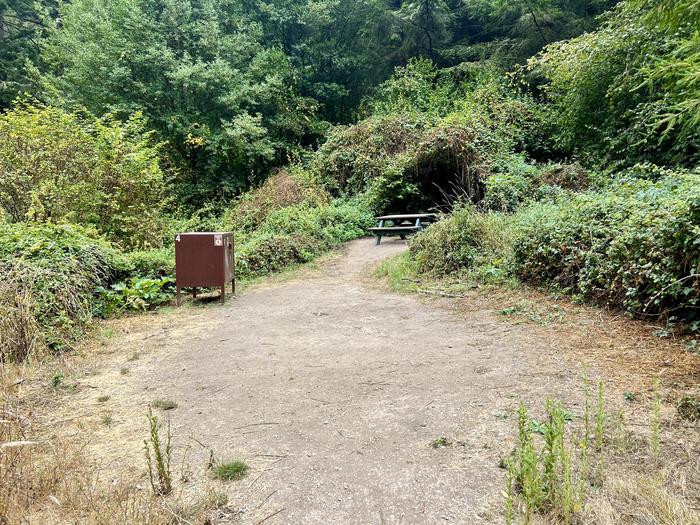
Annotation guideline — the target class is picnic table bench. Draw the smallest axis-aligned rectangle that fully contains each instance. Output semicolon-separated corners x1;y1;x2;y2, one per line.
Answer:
369;213;437;245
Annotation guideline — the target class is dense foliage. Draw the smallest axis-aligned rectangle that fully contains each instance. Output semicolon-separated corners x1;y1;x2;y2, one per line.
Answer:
513;168;700;322
2;0;700;360
0;103;165;249
1;0;615;204
313;60;546;212
532;1;700;168
224;171;374;279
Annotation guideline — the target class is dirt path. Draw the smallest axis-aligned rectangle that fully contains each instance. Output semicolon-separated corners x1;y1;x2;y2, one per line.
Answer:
77;238;596;525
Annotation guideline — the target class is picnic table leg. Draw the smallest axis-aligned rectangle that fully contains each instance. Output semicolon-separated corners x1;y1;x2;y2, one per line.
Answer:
375;219;384;245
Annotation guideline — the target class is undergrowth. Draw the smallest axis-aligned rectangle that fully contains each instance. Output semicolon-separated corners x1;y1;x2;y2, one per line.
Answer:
504;379;699;525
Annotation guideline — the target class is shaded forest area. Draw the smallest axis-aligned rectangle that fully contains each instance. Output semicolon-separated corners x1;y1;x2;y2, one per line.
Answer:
1;0;699;359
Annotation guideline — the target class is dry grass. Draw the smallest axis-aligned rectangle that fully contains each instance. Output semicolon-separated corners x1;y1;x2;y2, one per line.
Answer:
447;283;700;393
0;265;43;363
582;469;700;525
0;353;231;524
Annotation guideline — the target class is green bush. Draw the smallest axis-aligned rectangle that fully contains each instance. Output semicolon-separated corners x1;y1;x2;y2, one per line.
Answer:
320;196;375;244
481;156;539;212
512;168;700;323
115;248;175;280
224;170;328;234
0;223;118;361
236;233;322;279
231;188;374;280
409;205;512;275
0;103;166;249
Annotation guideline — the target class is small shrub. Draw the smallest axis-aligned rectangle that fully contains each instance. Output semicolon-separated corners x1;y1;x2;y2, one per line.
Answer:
481;156;538;212
213;460;249;481
151;399;178;411
236;233;322;280
430;437;450;448
409;205;513;276
320;196;375;244
115;248;175;280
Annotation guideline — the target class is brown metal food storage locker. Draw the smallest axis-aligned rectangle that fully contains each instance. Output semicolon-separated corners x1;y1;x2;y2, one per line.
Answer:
175;232;235;305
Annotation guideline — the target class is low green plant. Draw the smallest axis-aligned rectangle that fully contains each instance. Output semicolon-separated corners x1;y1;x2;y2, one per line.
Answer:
430;437;450;448
144;408;173;495
98;277;175;316
0;222;118;361
49;373;63;389
481;156;538;212
115;248;174;280
97;395;110;403
505;387;613;524
409;205;513;276
213;460;249;481
512;169;700;325
151;399;178;411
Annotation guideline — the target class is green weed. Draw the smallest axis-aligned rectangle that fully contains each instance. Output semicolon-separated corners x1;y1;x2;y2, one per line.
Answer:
430;437;450;448
144;408;173;495
213;460;249;481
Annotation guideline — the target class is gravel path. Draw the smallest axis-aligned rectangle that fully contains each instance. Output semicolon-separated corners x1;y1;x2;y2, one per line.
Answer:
121;238;588;524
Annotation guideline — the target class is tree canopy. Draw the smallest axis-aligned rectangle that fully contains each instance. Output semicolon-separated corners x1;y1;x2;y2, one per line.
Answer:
1;0;617;205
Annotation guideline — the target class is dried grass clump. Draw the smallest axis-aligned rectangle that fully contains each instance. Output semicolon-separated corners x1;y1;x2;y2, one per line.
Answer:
0;383;227;523
0;266;42;362
583;471;700;525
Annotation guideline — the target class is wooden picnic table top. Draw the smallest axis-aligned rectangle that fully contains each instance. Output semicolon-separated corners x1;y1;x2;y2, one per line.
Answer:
375;213;438;221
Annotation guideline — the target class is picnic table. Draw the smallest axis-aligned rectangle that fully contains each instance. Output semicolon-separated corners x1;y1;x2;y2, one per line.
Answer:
369;213;438;245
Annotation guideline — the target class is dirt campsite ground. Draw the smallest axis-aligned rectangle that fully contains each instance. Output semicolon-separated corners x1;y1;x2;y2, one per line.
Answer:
36;238;700;524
